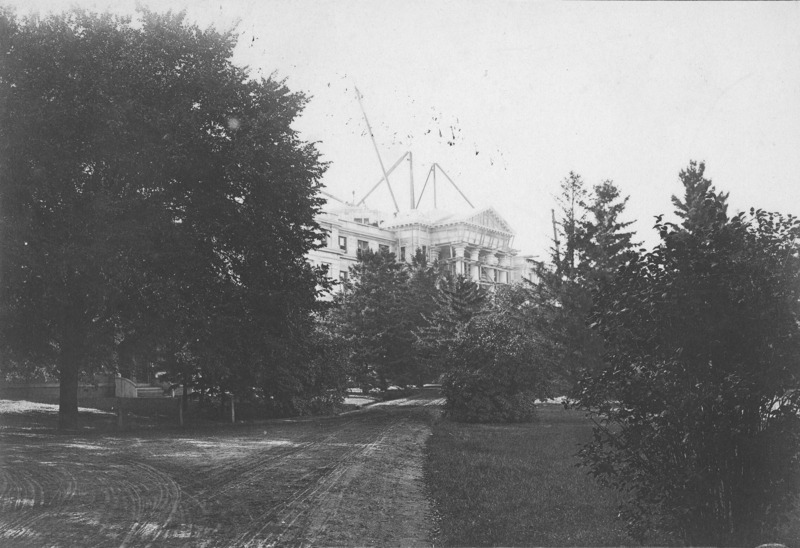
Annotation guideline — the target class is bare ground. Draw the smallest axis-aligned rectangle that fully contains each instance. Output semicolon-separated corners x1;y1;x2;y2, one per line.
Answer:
0;391;444;547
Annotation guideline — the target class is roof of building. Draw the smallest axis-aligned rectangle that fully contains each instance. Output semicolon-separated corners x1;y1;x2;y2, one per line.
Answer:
385;206;515;235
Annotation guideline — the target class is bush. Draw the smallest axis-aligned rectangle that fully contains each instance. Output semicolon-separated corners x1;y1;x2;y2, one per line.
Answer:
442;368;537;422
274;390;344;417
441;285;552;423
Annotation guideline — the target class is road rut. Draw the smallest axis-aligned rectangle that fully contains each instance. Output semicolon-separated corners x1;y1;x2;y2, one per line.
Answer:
0;391;443;547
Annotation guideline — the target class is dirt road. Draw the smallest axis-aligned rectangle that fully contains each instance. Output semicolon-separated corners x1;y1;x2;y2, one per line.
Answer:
0;391;444;547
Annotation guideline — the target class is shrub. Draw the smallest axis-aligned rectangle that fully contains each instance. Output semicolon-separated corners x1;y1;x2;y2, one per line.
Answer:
441;285;552;423
442;368;537;422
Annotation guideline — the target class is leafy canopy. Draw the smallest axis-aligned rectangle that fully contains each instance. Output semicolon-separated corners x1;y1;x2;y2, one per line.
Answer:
0;8;328;427
575;162;800;545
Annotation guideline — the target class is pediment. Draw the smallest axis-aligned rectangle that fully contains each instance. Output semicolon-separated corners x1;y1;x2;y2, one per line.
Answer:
460;208;515;235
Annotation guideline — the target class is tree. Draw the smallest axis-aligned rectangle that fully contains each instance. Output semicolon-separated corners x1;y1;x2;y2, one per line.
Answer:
441;284;554;422
575;162;800;545
331;248;413;390
415;273;486;380
671;160;729;233
402;249;442;385
538;175;636;390
581;180;637;287
0;9;327;429
552;171;589;279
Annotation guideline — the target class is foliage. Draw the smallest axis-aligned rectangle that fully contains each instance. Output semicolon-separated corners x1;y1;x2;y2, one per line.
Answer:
402;250;442;383
0;8;328;428
580;180;637;286
261;310;351;417
328;247;446;391
415;274;486;381
537;174;636;391
574;161;800;545
552;172;589;279
441;284;553;422
330;248;414;390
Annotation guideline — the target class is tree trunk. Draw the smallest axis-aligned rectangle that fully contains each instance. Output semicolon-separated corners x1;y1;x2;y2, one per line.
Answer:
180;369;190;425
58;302;85;431
230;395;235;424
58;346;80;431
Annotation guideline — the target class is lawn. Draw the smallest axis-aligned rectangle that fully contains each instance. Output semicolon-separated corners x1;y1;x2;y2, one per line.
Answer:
425;404;657;547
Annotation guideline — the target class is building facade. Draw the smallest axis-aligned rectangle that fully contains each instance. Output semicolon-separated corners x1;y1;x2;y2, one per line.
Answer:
308;201;540;292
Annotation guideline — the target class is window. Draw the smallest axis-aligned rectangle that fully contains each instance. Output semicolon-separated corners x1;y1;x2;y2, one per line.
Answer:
339;271;349;282
422;245;427;258
358;240;369;252
379;244;389;254
400;246;406;261
338;236;347;252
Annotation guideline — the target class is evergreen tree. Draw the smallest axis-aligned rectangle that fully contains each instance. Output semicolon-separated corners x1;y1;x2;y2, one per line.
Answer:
539;174;636;391
552;172;589;279
582;180;637;286
415;274;487;380
671;160;729;233
576;162;800;544
331;248;412;390
403;249;442;385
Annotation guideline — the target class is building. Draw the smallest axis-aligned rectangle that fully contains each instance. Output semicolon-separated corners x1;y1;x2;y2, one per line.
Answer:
308;199;540;291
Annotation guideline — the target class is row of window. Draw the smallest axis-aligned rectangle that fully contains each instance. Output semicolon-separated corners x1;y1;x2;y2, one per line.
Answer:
334;235;390;255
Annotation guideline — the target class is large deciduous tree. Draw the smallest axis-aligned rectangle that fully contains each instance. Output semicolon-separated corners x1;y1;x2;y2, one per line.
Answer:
0;9;327;429
575;161;800;545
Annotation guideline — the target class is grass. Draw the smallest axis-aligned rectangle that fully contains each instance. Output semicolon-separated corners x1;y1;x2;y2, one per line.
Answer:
426;404;800;547
425;404;644;547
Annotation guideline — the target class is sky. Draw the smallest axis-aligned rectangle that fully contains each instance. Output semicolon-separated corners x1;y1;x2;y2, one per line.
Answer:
7;0;800;256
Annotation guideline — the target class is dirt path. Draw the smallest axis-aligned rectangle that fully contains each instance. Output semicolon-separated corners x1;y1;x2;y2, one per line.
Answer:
0;391;444;547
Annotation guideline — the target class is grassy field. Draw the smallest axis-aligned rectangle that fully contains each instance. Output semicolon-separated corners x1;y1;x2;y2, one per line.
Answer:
425;404;661;547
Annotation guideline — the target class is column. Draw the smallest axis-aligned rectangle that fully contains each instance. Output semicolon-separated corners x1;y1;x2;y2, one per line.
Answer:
495;254;507;284
454;246;466;276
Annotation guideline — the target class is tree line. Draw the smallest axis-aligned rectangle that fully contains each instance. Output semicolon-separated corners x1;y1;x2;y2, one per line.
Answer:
1;8;798;545
329;162;800;544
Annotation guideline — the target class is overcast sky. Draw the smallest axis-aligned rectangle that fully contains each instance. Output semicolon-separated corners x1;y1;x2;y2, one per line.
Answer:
9;0;800;256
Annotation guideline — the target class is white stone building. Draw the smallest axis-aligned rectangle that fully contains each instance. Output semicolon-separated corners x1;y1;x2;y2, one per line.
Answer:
308;199;540;292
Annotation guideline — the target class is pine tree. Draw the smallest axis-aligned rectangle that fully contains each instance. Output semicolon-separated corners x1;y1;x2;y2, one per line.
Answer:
552;172;589;280
415;274;487;379
582;180;637;286
671;160;729;233
331;248;412;390
540;174;637;392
